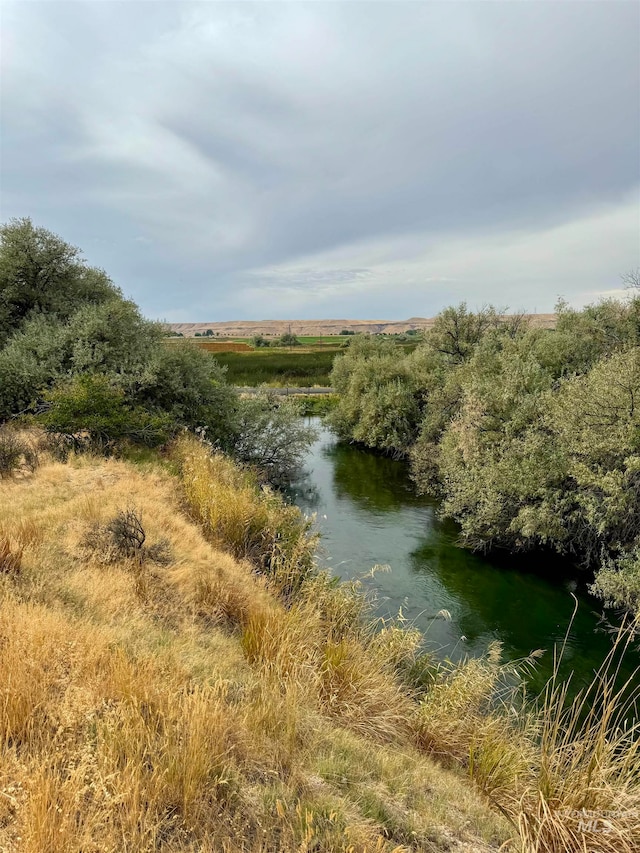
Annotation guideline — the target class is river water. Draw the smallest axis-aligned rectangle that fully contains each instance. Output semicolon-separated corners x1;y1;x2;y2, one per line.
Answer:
290;419;629;694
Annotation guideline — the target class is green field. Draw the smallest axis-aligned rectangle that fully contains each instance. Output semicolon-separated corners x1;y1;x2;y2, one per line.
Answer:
212;349;337;386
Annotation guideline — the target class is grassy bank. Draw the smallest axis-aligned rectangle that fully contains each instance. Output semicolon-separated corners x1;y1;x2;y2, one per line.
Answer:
0;435;638;852
0;436;508;852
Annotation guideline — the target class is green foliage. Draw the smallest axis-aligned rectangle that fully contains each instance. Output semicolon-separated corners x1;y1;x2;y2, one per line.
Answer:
329;298;640;614
0;219;317;483
0;299;162;420
251;334;270;348
212;350;335;387
427;303;502;364
296;393;339;417
230;392;318;487
592;548;640;611
0;315;68;417
0;218;118;346
38;375;174;451
272;332;301;347
329;335;423;456
136;343;237;448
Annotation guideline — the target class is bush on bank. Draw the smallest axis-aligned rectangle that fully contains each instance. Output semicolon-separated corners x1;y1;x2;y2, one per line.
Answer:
329;297;640;614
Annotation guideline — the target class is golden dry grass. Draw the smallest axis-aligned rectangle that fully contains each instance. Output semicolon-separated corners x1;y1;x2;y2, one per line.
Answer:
2;435;637;852
0;442;508;852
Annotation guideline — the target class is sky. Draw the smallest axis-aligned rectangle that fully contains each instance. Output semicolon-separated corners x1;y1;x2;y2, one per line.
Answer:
2;1;639;322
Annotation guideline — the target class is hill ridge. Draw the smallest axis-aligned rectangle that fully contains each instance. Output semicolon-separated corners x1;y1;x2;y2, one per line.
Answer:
167;313;556;338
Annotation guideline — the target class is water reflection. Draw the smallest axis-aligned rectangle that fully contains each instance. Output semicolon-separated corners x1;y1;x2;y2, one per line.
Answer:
291;420;632;693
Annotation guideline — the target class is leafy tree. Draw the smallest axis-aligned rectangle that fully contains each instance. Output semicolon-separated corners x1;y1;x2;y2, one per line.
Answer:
0;219;316;483
251;334;270;348
230;392;317;487
0;299;161;419
329;336;421;455
135;343;237;448
427;303;501;364
273;332;301;347
533;297;640;377
328;296;640;614
0;218;118;345
0;315;69;417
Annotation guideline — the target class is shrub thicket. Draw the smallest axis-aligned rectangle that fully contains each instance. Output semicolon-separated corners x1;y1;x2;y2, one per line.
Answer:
329;298;640;613
0;218;314;485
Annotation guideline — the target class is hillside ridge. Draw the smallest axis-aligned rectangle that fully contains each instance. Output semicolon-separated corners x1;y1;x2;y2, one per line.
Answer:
168;314;557;338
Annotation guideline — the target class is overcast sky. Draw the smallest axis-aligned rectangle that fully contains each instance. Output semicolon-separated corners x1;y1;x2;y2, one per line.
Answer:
2;1;639;321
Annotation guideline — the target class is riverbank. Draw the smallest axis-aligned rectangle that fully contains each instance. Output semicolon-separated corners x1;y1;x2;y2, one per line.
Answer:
0;437;508;852
1;435;638;852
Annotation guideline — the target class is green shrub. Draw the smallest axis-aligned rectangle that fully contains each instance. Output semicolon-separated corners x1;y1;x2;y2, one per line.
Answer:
230;392;317;487
38;374;174;452
328;297;640;615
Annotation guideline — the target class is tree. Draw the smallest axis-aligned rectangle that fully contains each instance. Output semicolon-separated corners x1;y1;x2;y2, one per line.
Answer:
622;269;640;290
273;332;301;347
0;217;119;346
0;218;317;483
329;335;422;455
426;304;500;364
230;392;317;486
135;343;237;449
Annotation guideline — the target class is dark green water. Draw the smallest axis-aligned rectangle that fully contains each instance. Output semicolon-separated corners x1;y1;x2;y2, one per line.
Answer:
290;420;633;694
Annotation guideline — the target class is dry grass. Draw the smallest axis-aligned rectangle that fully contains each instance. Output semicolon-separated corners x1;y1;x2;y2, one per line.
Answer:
412;627;640;853
0;437;508;852
1;434;636;851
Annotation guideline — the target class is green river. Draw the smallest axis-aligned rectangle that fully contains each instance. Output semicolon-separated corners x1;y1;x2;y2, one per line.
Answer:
290;419;633;695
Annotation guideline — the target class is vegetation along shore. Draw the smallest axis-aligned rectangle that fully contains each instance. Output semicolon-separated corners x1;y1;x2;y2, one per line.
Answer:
0;218;639;851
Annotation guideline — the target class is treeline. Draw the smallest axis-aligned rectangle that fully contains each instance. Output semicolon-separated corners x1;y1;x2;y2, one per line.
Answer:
0;218;314;485
329;299;640;614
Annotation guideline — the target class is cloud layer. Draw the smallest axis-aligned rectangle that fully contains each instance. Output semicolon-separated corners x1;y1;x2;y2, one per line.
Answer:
2;1;639;320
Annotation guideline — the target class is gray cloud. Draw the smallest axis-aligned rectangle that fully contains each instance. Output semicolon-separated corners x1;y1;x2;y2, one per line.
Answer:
1;1;639;320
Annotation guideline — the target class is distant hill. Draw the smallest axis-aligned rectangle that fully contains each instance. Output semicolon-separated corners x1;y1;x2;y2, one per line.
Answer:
167;315;557;338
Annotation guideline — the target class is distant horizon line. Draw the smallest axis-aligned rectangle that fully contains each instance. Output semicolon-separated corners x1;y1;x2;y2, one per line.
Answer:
161;312;557;326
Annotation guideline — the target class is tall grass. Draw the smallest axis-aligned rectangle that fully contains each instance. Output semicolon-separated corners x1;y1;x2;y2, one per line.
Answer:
173;434;319;599
175;434;640;851
517;618;640;852
412;617;640;852
212;351;336;387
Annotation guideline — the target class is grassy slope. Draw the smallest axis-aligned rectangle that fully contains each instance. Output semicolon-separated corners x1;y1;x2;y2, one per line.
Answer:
0;443;507;853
